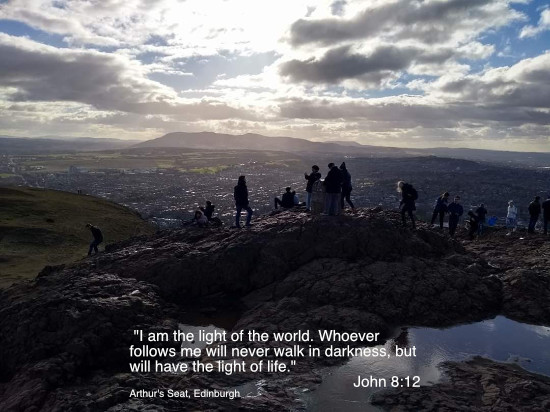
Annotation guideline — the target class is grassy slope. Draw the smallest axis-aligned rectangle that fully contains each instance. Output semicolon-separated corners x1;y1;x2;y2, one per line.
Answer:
0;186;155;288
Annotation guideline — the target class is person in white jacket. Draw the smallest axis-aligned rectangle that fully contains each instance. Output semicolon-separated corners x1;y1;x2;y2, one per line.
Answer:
506;200;518;230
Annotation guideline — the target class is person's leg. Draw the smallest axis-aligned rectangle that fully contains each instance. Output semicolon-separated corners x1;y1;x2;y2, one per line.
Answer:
335;194;342;215
340;192;345;209
478;221;484;235
88;241;94;256
235;205;242;227
306;192;312;210
245;206;253;225
401;207;407;227
431;210;438;225
449;218;456;236
328;194;336;215
409;209;415;229
544;218;549;235
345;192;355;209
439;211;444;229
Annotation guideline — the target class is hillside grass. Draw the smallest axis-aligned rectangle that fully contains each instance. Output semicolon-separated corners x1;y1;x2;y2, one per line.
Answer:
0;186;155;288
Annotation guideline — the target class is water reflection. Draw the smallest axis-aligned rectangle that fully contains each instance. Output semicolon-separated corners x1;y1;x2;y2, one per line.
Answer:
306;316;550;411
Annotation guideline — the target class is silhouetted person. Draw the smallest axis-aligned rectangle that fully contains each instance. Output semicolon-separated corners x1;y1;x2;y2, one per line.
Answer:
447;196;463;237
234;175;253;227
475;203;488;235
274;187;296;209
528;196;541;234
431;192;449;229
200;201;215;220
304;165;321;211
86;223;103;256
339;162;355;212
324;163;343;215
542;195;550;235
193;210;208;227
467;210;479;240
506;200;517;230
397;181;417;229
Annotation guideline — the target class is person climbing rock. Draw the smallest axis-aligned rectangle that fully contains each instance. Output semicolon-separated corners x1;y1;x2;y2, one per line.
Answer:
86;223;103;256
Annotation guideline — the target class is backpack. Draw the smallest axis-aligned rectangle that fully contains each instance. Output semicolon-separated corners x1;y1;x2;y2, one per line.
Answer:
409;186;418;201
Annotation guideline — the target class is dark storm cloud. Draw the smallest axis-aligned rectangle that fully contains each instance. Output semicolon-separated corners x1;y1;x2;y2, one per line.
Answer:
0;35;255;120
279;45;454;84
289;0;497;46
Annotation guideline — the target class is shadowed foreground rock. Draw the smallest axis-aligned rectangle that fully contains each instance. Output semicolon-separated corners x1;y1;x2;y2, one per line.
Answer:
371;357;550;411
0;210;548;411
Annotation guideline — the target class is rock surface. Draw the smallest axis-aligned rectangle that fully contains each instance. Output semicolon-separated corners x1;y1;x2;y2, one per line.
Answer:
0;210;548;411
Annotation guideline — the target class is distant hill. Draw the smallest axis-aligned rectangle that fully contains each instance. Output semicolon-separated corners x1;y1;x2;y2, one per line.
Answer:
0;187;155;287
0;136;137;154
134;131;408;156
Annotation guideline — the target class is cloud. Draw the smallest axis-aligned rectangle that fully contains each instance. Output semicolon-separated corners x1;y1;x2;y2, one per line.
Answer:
0;34;255;120
520;8;550;38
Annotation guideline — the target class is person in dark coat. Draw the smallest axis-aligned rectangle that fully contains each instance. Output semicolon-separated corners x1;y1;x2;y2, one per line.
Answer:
339;162;355;212
323;163;343;215
274;187;296;209
430;192;449;229
542;195;550;235
234;175;253;227
85;223;103;256
447;196;464;237
304;165;321;211
475;203;488;235
528;196;542;233
397;181;417;229
200;201;215;220
467;210;479;240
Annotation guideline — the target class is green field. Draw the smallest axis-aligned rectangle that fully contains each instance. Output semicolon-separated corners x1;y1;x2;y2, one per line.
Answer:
0;186;155;288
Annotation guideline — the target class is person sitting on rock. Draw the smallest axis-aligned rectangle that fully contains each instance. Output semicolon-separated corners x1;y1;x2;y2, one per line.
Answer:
475;203;488;235
431;192;449;229
467;210;479;240
85;223;103;256
193;210;209;227
234;175;253;228
506;200;518;231
528;196;541;234
200;201;215;220
304;165;321;211
447;196;463;237
274;187;296;210
542;195;550;235
397;181;417;229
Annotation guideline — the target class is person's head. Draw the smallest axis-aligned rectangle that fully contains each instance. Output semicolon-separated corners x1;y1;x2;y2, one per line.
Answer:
206;201;212;206
238;175;246;184
195;210;202;219
397;181;404;192
454;196;460;203
508;200;514;206
535;196;540;201
328;162;335;169
285;187;291;192
312;165;319;172
468;210;475;218
85;223;92;229
443;192;450;198
480;203;485;207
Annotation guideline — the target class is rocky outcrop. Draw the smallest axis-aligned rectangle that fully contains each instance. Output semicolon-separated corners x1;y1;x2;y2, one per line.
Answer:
371;357;550;411
0;210;547;411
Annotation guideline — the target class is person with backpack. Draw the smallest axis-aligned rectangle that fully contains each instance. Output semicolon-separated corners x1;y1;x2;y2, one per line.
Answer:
85;223;103;256
430;192;449;229
304;165;321;211
234;175;253;228
340;162;356;212
447;196;464;237
528;196;541;234
324;163;343;215
475;203;488;235
397;181;417;229
542;195;550;235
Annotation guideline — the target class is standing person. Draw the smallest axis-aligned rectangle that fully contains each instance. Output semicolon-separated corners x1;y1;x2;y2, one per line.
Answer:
447;196;463;237
506;200;518;231
85;223;103;256
234;175;253;228
467;211;479;240
431;192;449;229
304;165;321;211
475;203;488;235
323;163;343;216
528;196;541;234
339;162;356;212
397;181;418;229
542;195;550;235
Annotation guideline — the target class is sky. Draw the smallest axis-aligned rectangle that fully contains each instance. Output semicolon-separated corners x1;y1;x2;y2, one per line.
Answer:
0;0;549;151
